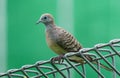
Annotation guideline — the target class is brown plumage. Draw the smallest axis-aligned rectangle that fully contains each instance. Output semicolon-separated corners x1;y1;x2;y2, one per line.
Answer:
36;13;112;71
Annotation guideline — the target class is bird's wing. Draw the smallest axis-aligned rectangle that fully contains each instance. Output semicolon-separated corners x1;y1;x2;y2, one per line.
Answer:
55;27;82;52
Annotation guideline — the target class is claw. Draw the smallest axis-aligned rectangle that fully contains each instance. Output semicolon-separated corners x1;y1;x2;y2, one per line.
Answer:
50;54;64;64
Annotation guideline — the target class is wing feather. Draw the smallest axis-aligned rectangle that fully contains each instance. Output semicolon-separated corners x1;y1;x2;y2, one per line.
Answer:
56;27;82;52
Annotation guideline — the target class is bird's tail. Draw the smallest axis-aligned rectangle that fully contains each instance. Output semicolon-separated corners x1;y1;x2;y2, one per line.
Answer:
92;61;113;71
69;54;113;71
84;55;113;71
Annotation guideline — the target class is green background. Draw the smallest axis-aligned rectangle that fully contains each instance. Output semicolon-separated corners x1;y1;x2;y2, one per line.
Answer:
1;0;120;78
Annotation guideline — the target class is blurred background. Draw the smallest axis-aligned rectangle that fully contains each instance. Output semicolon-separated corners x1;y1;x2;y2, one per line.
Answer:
0;0;120;78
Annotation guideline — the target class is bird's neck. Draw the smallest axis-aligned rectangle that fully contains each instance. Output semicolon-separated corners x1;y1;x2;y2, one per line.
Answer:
45;23;56;30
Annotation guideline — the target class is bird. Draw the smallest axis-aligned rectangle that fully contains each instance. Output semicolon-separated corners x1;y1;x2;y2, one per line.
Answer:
36;13;112;71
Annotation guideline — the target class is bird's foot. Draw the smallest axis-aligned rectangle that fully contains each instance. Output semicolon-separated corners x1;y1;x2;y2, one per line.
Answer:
50;54;64;64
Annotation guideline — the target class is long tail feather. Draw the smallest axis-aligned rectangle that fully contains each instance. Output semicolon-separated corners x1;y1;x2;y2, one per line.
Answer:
92;61;113;71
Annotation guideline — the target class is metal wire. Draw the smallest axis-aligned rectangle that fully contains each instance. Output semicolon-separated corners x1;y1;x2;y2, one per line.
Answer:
0;39;120;78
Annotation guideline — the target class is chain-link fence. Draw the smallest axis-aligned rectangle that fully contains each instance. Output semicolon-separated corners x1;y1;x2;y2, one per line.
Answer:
0;39;120;78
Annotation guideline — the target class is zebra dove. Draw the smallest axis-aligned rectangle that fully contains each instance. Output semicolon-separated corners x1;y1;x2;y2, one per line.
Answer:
36;13;112;71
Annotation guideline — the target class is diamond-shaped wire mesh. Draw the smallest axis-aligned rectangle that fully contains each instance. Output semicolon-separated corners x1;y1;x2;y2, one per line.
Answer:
0;39;120;78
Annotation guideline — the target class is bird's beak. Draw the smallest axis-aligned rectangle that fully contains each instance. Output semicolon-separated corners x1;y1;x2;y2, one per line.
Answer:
36;20;41;24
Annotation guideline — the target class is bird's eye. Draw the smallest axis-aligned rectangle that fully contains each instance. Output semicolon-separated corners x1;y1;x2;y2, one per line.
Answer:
44;16;47;19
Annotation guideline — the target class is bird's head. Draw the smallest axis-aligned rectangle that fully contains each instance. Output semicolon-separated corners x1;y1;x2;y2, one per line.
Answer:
36;13;54;25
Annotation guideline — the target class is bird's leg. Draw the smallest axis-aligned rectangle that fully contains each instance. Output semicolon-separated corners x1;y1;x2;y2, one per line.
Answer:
50;54;64;64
